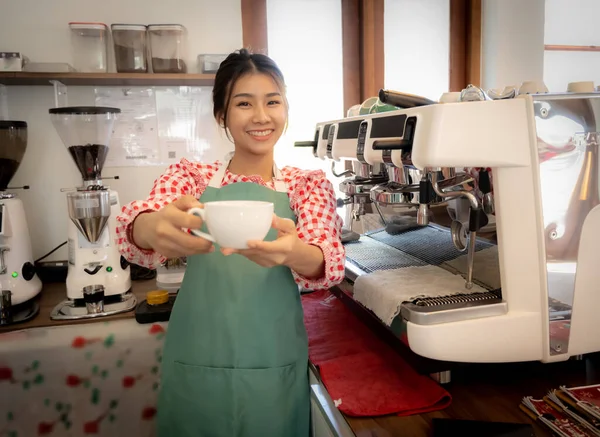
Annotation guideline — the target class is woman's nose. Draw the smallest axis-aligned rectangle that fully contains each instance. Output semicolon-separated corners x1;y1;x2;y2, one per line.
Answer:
252;105;270;123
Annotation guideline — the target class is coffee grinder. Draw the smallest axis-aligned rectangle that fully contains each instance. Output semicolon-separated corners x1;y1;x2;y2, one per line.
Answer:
0;121;42;325
48;107;134;320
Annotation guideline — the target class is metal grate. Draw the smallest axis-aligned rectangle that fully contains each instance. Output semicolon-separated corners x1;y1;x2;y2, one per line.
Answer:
344;237;426;273
412;291;500;307
367;226;493;265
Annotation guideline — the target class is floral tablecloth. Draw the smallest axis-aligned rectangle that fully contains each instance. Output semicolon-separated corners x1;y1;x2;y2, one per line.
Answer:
0;319;168;437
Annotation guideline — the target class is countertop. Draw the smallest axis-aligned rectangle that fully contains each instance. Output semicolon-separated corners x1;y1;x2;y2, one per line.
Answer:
0;279;158;333
2;280;598;437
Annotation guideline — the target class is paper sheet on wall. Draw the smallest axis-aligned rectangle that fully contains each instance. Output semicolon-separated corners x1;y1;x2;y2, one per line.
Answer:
95;87;160;167
155;86;229;165
95;86;231;168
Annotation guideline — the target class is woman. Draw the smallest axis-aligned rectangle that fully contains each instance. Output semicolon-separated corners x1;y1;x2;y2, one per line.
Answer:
116;49;345;437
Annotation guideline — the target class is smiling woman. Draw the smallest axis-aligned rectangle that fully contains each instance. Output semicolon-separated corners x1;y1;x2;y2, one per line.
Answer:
115;48;345;437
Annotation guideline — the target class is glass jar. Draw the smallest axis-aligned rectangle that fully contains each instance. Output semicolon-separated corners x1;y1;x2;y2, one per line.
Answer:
147;24;188;73
68;22;109;73
111;24;148;73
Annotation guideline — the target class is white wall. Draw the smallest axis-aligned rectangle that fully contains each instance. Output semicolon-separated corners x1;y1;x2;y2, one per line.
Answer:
481;0;545;91
0;0;242;261
544;0;600;92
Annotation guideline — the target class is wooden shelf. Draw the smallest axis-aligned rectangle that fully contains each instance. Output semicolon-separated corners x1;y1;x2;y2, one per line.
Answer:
0;72;216;87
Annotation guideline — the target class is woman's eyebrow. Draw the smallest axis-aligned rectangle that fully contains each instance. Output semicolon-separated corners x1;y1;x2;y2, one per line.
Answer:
232;92;282;98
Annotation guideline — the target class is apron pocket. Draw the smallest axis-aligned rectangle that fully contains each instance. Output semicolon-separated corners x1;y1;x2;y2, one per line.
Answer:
160;361;308;437
162;361;236;437
234;362;309;437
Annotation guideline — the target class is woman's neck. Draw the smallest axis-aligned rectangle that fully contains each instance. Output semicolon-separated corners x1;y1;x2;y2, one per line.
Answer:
227;150;275;181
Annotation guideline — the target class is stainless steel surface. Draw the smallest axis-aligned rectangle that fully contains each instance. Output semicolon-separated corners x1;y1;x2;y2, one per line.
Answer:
401;297;507;325
465;232;477;289
417;203;431;225
370;182;421;206
0;295;38;326
83;284;105;314
50;292;137;320
67;189;110;243
429;170;481;289
309;365;356;437
0;289;11;323
351;161;371;179
431;171;479;210
450;220;467;252
534;94;600;356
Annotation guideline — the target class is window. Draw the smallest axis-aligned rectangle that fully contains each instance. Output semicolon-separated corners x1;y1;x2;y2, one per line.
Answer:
544;0;600;92
384;0;450;101
267;0;345;198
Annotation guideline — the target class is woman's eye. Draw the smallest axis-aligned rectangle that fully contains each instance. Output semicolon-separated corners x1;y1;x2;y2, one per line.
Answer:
237;101;250;107
268;100;281;106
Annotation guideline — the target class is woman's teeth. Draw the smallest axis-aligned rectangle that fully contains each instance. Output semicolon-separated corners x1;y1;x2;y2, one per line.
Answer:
248;130;273;137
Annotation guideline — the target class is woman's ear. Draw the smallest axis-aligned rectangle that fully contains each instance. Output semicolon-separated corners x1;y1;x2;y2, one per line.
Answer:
215;112;226;128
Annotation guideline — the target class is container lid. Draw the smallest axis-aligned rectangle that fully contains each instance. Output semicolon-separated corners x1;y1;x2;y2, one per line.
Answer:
0;52;21;59
49;106;121;115
0;121;27;130
146;289;169;305
69;22;108;30
147;24;186;31
111;24;147;31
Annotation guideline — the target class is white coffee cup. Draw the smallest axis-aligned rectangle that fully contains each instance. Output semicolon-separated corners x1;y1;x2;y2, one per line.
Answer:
187;200;274;249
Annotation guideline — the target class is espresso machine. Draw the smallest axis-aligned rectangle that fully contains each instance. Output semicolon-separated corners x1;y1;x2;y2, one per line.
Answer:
0;121;42;325
361;88;600;364
48;106;134;320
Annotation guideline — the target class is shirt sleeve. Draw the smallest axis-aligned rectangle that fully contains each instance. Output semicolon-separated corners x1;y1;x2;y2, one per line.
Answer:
115;159;216;270
286;168;346;290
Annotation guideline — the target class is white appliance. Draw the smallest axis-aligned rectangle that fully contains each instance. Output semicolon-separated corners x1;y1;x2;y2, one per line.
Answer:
0;120;42;325
48;106;134;320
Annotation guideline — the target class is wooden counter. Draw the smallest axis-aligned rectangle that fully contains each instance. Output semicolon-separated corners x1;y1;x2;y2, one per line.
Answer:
328;283;600;436
1;280;598;437
0;279;158;333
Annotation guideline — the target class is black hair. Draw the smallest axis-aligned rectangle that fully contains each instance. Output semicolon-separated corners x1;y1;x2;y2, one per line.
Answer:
212;48;287;135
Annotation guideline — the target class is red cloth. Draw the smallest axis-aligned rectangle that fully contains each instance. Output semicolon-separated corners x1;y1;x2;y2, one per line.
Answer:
302;290;452;417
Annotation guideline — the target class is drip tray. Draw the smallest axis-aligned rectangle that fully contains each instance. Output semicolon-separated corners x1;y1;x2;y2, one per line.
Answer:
344;226;507;325
51;293;137;320
401;292;507;325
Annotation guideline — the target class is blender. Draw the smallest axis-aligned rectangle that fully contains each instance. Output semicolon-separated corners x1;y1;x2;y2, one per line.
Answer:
0;121;42;325
48;107;134;320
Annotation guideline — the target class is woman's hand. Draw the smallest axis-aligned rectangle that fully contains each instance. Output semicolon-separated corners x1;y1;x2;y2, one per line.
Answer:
132;195;215;258
222;214;326;279
220;215;299;267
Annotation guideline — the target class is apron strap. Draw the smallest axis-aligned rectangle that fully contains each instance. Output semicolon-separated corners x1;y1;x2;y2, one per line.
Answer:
208;158;287;193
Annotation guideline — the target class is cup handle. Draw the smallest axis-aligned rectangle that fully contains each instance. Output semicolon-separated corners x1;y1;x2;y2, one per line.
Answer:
187;207;215;243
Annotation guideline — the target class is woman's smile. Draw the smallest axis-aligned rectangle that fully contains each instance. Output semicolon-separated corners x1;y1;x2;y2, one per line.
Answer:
247;129;274;141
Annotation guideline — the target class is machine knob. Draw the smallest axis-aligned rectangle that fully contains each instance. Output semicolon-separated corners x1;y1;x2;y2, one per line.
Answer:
21;262;36;281
120;256;130;270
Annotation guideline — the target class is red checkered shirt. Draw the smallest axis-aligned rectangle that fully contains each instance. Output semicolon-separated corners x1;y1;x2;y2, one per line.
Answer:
115;159;346;290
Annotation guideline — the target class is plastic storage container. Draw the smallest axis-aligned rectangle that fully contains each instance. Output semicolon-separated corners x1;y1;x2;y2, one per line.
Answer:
197;54;227;73
111;24;148;73
148;24;188;73
69;22;109;73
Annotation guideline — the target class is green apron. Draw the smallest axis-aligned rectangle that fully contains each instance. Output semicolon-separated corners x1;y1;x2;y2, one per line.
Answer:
157;161;310;437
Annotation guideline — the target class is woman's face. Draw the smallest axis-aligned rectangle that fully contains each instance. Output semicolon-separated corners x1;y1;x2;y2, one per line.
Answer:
224;72;287;157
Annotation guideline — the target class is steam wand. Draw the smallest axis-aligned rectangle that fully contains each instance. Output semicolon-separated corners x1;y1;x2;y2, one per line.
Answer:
429;171;488;289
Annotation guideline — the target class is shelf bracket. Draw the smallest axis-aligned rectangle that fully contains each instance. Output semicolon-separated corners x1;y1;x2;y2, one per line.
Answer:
0;84;7;120
50;80;68;108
